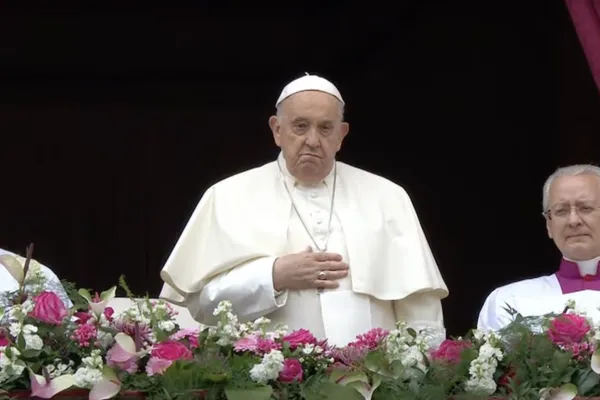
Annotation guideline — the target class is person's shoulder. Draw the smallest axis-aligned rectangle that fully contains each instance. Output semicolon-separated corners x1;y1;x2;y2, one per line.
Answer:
337;161;410;197
211;161;276;194
485;275;555;304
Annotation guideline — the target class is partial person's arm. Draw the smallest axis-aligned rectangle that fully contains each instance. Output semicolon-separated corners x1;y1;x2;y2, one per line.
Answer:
393;291;446;347
186;257;288;325
476;288;513;332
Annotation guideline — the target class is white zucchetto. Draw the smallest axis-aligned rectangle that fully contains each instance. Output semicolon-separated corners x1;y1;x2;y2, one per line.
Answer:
275;73;344;107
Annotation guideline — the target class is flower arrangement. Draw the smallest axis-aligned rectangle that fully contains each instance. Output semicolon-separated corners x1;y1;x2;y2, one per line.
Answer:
4;248;600;399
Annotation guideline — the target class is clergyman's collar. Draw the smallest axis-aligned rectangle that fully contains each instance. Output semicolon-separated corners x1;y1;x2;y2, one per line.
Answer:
277;152;336;194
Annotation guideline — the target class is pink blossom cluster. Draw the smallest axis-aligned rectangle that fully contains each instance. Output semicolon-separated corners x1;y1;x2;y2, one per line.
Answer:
429;339;472;365
328;328;389;371
22;290;202;378
233;328;325;383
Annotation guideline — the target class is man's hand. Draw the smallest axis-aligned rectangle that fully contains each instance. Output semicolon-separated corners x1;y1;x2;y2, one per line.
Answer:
272;247;349;292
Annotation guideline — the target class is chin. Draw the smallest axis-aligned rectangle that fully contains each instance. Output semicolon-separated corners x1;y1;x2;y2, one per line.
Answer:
563;245;599;261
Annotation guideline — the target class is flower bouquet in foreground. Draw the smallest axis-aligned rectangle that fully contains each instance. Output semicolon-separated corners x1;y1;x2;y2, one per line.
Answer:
6;248;600;399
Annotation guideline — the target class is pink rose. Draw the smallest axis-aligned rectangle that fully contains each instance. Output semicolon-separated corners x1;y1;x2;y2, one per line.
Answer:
0;331;8;347
151;340;193;361
282;329;317;349
29;291;68;325
430;339;471;364
279;358;303;383
548;313;591;345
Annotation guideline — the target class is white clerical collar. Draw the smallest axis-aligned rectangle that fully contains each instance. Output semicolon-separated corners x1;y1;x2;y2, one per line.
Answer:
277;152;336;194
563;254;600;276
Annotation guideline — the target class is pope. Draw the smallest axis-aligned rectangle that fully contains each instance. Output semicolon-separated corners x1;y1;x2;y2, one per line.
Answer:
159;73;449;346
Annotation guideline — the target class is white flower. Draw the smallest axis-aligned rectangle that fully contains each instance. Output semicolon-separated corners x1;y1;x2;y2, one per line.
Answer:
249;349;285;384
81;349;103;369
208;301;242;346
45;359;75;378
24;334;43;351
464;337;503;395
158;320;176;332
0;347;26;384
74;367;103;388
302;344;315;355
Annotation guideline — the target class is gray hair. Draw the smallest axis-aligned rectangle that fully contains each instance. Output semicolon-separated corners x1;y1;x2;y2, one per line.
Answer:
542;164;600;210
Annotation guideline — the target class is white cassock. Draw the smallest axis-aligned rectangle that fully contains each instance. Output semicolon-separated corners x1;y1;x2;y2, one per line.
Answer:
0;248;73;308
159;153;449;347
477;256;600;331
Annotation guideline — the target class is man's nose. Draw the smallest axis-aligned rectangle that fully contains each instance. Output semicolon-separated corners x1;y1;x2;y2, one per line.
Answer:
305;128;320;147
567;208;583;226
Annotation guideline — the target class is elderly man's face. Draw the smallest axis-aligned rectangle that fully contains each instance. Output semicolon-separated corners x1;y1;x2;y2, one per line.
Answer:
546;174;600;260
269;91;349;185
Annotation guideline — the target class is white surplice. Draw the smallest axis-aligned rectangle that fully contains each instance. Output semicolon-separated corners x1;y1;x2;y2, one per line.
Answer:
477;256;600;331
159;154;449;347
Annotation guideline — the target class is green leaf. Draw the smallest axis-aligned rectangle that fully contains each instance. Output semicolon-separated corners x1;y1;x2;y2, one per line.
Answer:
550;349;571;372
224;385;272;400
303;381;364;400
574;368;600;395
78;288;92;302
20;349;41;359
329;369;369;385
100;286;117;301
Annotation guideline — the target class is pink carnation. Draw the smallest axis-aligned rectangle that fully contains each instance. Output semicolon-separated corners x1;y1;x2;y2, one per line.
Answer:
548;313;591;346
279;358;303;383
234;334;281;354
282;329;317;350
430;339;471;364
71;324;98;347
170;328;200;349
348;328;389;350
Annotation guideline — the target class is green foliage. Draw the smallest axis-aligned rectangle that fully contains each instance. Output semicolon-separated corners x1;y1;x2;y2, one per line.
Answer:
60;279;90;311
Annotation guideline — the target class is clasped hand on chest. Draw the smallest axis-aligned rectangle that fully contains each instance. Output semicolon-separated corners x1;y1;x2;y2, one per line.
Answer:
272;246;349;292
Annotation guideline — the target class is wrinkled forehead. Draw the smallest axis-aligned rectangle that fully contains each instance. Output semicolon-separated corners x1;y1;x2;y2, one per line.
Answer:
550;174;600;204
279;91;343;121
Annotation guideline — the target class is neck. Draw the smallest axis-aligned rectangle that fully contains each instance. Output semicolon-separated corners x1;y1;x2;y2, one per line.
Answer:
563;254;600;276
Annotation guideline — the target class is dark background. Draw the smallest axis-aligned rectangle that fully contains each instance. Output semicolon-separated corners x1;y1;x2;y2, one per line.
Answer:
1;1;599;336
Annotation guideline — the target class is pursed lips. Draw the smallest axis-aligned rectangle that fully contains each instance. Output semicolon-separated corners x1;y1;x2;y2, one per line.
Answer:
566;233;591;239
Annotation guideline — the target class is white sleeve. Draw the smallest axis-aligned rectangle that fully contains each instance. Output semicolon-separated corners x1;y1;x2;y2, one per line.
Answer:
393;291;446;348
477;288;514;332
40;266;73;308
186;256;288;325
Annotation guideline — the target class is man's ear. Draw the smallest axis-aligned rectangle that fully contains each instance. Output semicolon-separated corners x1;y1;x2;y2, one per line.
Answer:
337;122;349;150
546;217;553;238
269;116;281;146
